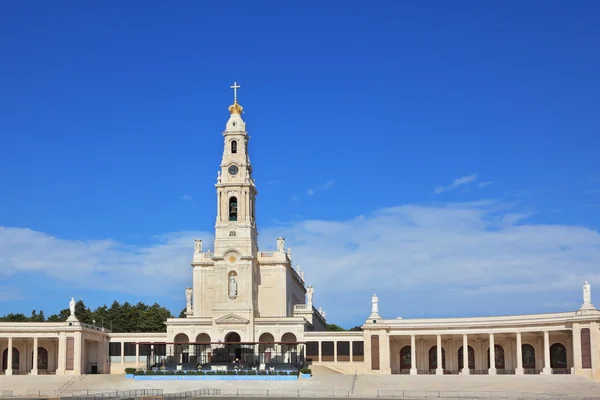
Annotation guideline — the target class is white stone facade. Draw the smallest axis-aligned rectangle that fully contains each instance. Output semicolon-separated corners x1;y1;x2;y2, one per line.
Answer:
0;90;599;381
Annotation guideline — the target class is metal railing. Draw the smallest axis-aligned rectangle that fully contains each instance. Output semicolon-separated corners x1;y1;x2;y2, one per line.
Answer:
7;388;600;400
61;389;164;400
254;389;347;397
164;389;222;399
27;389;61;397
375;390;597;399
60;389;350;399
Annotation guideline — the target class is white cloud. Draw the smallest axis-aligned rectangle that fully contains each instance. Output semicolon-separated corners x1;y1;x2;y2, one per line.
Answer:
1;199;599;324
435;174;478;194
306;181;334;196
320;181;334;189
181;194;192;200
0;227;212;295
479;181;493;188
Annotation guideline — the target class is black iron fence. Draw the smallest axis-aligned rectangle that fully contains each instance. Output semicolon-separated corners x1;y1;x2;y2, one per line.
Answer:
142;341;304;372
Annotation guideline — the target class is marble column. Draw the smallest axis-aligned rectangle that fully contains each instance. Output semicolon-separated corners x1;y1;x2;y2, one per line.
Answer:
135;343;140;365
120;342;125;364
304;342;308;363
6;337;13;375
32;337;39;375
74;334;82;374
489;333;496;375
462;334;469;375
333;340;337;363
515;332;524;375
318;341;322;363
57;332;66;374
543;331;552;374
349;341;353;362
410;335;417;375
572;324;582;373
436;335;443;375
379;332;392;374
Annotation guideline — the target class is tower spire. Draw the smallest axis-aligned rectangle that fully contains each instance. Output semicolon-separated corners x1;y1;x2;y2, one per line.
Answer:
229;81;243;115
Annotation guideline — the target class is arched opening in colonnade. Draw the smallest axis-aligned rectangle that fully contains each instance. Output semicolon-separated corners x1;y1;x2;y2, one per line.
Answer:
522;344;536;369
281;333;298;364
259;332;276;363
399;346;411;370
174;333;190;364
2;348;19;372
225;332;241;343
194;333;212;364
457;345;475;370
550;343;567;370
224;332;243;363
30;347;48;371
487;344;505;369
428;346;446;371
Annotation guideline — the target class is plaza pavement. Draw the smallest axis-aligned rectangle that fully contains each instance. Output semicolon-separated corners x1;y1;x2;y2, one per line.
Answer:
1;366;600;399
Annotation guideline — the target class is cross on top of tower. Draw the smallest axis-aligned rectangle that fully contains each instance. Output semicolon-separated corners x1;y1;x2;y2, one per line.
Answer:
230;82;241;103
228;81;243;115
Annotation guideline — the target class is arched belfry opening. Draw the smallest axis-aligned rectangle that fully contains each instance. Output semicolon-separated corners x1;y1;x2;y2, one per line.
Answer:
231;140;237;154
229;197;238;221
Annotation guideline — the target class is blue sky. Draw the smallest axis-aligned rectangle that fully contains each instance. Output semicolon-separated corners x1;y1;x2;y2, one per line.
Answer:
1;1;599;328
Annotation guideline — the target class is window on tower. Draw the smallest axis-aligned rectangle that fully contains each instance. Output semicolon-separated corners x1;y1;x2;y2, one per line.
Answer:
231;140;237;154
229;197;238;221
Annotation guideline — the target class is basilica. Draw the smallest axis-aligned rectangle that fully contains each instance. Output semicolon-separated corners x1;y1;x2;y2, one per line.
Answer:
0;86;599;381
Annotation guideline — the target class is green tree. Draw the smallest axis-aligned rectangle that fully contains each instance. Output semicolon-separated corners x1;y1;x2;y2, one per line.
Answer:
326;323;346;332
349;325;362;331
75;301;93;324
47;308;70;322
29;310;46;322
1;299;174;332
0;313;29;322
178;308;187;318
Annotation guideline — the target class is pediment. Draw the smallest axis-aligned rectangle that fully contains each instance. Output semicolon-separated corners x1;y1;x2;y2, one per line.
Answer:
215;313;249;325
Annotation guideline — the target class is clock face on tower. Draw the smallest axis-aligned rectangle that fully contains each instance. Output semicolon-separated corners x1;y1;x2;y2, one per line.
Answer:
228;165;239;175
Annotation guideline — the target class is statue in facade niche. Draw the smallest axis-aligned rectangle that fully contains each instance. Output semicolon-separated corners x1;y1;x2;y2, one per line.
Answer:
276;237;285;252
372;293;379;314
194;239;202;254
229;275;238;297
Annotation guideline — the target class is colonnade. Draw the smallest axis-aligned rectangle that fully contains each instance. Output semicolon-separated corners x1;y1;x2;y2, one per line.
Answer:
387;331;565;375
1;333;108;375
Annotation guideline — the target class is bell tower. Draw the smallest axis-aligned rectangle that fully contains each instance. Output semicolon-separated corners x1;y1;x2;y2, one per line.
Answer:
214;82;258;256
202;82;261;329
